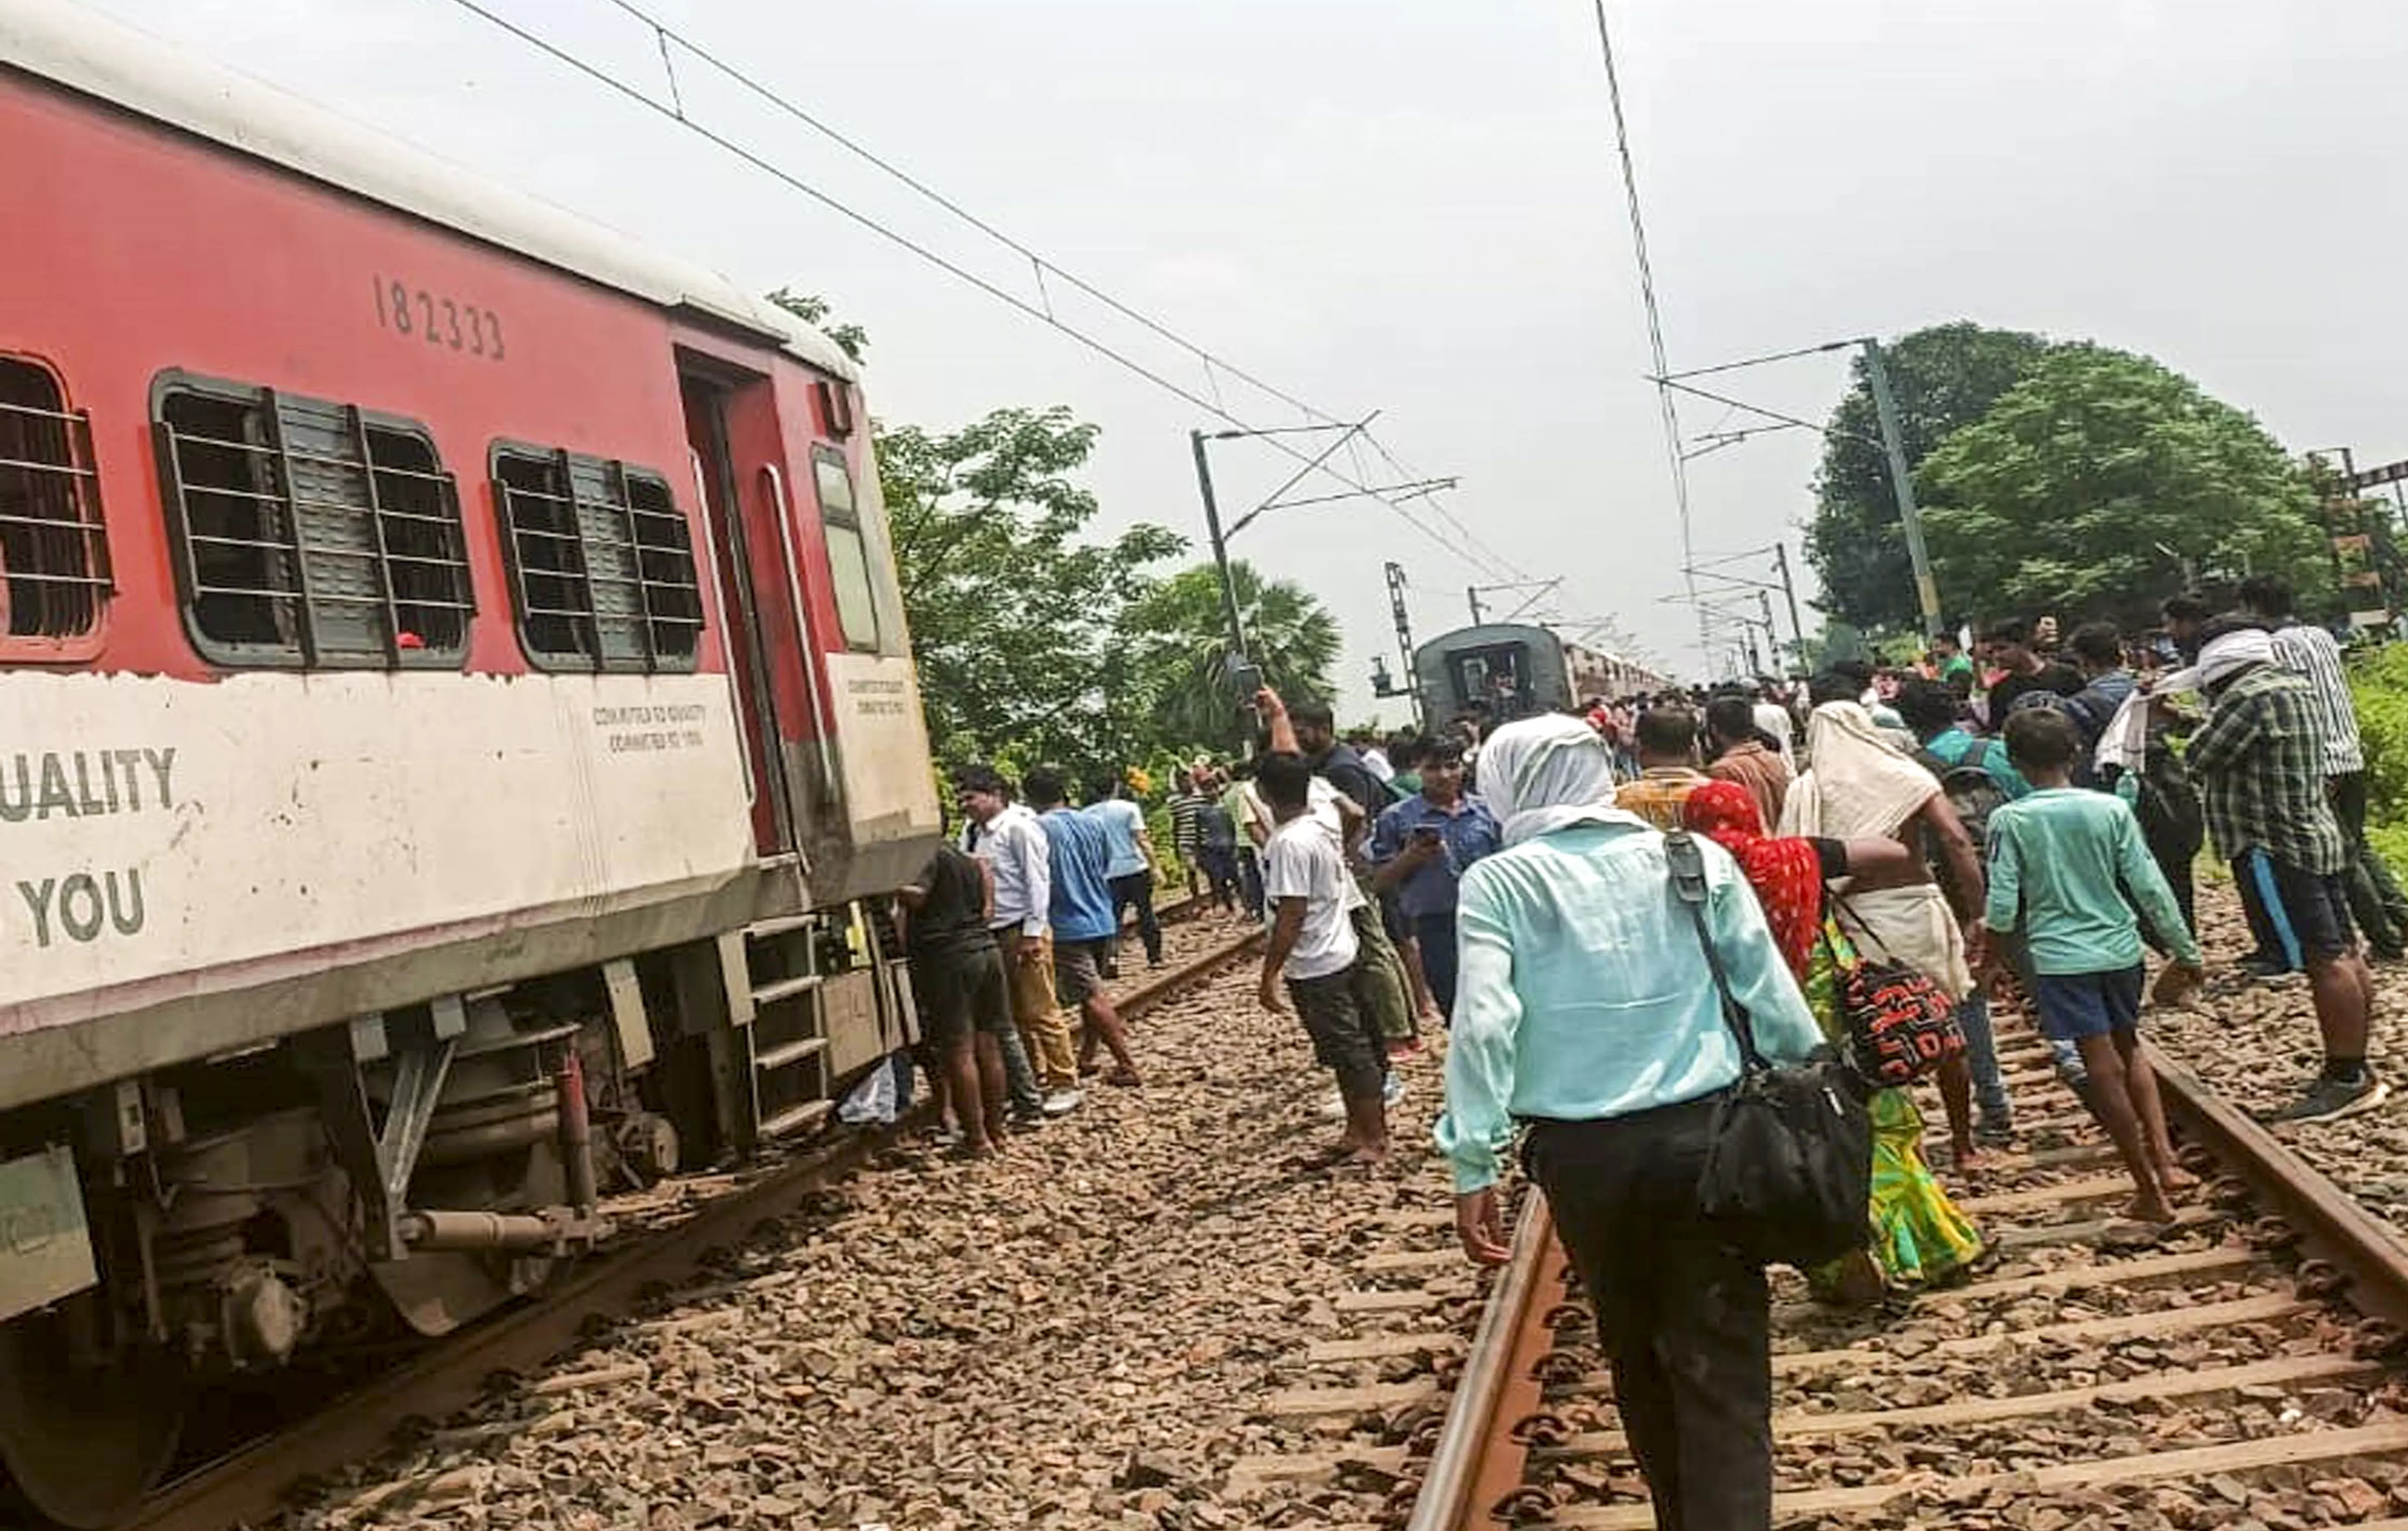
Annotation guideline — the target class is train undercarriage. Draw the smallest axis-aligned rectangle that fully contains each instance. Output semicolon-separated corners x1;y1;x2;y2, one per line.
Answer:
0;903;917;1527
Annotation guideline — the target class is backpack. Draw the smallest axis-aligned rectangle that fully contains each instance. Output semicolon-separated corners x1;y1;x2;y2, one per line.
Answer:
1912;739;2009;913
1913;738;2010;848
2126;737;2204;854
2062;685;2122;747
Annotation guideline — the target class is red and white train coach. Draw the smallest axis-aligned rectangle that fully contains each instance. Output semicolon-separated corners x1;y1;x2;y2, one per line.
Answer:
0;1;943;1518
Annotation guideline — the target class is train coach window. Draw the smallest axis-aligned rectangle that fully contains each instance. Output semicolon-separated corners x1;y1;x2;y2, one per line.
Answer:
492;446;701;673
153;376;474;667
810;447;880;653
0;359;109;652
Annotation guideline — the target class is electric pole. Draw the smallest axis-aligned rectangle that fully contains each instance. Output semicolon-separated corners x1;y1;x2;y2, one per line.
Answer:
1772;541;1806;671
1860;338;1944;642
1466;586;1487;626
1188;429;1250;671
1385;563;1422;726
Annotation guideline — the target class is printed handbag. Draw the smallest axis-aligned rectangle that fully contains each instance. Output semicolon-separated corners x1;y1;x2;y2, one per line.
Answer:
1833;898;1964;1087
1666;831;1873;1270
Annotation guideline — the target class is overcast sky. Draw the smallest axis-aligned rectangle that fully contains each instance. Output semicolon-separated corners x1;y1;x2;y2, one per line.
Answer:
84;0;2408;720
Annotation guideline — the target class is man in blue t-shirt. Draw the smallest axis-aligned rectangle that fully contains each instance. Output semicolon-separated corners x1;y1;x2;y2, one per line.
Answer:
1084;771;1162;974
1026;766;1143;1088
1368;739;1500;1021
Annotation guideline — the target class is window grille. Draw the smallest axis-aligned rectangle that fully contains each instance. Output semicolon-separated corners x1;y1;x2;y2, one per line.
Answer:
492;447;701;672
810;448;880;654
153;377;473;666
0;358;109;649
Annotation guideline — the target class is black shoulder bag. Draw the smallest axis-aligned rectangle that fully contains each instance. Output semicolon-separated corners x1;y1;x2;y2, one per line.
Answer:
1664;829;1874;1269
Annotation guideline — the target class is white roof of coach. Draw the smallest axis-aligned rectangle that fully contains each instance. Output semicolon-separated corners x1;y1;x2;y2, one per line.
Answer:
0;0;859;381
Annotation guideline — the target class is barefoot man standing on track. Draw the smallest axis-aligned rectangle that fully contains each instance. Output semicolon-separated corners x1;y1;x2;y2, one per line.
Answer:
1255;707;1391;1168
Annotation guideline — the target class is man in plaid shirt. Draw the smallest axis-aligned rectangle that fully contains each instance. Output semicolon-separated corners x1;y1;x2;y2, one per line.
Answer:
2240;574;2408;960
2183;620;2381;1123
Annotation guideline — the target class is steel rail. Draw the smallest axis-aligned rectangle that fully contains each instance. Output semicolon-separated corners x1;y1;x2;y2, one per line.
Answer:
2146;1040;2408;1326
124;924;1263;1531
1409;1045;2408;1531
1406;1192;1558;1531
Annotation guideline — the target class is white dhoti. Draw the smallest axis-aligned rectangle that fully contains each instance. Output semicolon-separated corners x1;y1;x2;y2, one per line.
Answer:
1789;702;1975;1001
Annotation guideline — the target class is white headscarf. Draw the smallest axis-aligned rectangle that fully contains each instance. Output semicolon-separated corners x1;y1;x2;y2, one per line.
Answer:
2099;662;2208;778
1779;701;1939;840
2196;626;2276;692
1476;715;1633;845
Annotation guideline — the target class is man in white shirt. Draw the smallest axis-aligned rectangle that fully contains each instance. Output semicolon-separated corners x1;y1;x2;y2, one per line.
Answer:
1257;751;1389;1165
956;766;1083;1115
1352;726;1396;784
1234;768;1348;848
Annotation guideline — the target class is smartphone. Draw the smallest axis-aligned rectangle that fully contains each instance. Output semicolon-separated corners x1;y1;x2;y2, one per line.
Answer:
1232;662;1264;704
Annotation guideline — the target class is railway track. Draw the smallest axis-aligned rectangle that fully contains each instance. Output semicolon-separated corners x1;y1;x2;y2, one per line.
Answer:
1367;1030;2408;1530
120;913;1263;1531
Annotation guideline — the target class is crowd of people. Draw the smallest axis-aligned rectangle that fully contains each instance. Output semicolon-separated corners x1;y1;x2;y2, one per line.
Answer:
1423;574;2396;1531
897;698;1511;1157
875;572;2402;1530
890;763;1151;1157
896;573;2399;1168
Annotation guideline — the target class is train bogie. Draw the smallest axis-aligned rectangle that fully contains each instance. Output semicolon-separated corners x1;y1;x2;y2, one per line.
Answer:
0;1;944;1518
1412;622;1668;726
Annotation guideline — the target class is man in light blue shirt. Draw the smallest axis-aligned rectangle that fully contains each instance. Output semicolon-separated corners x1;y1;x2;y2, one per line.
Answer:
1025;766;1142;1089
1436;808;1822;1199
1436;715;1818;1531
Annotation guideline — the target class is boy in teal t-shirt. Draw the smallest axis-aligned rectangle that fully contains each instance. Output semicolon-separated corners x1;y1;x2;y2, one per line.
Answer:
1982;709;2204;1224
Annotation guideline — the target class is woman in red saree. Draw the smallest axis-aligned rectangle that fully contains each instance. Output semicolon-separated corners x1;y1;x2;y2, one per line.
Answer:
1684;781;1986;1300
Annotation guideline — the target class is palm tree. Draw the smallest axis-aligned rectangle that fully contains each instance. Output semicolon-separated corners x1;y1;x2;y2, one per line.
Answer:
1123;560;1340;753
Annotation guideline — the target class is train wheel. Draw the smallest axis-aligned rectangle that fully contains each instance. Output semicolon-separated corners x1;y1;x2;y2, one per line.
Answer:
0;1313;191;1528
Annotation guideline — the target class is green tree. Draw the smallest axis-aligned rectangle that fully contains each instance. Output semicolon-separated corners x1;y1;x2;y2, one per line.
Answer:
1915;345;2329;623
1122;560;1340;754
1805;322;2052;631
881;407;1186;767
764;288;869;365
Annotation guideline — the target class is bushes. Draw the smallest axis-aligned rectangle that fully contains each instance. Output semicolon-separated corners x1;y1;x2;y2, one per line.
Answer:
2351;644;2408;843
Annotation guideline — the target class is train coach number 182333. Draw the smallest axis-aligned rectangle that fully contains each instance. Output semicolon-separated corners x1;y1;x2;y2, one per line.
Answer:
373;274;507;360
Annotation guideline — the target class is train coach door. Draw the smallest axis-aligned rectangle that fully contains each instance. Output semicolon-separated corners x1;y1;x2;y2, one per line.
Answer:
680;367;794;857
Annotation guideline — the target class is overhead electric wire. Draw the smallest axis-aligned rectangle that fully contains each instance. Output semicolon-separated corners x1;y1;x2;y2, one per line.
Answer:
1589;0;1708;661
1360;433;1529;586
596;0;1343;432
431;0;1535;590
1662;338;1852;383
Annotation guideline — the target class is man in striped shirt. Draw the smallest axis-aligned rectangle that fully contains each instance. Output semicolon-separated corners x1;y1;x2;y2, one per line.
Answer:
2240;575;2408;961
1166;769;1208;902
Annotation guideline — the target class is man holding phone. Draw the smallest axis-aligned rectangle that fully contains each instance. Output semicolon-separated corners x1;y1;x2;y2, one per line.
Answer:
1369;739;1501;1021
